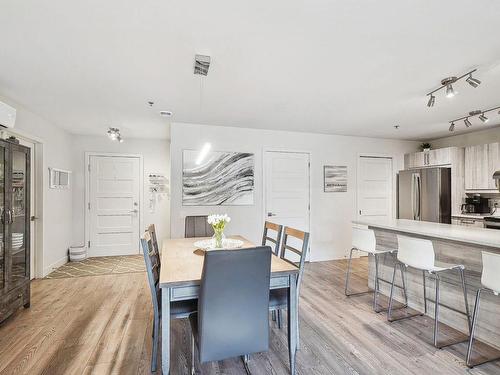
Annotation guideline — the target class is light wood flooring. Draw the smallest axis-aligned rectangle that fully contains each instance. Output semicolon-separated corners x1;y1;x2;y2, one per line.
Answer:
0;258;499;374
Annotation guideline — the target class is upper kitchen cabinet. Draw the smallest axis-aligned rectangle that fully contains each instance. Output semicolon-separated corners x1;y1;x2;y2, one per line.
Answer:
404;147;452;169
465;142;500;191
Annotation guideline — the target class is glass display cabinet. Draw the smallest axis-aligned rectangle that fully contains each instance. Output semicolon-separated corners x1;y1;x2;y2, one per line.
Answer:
0;139;30;323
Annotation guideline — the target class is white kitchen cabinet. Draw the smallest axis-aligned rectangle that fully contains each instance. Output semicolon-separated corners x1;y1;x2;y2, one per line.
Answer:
404;147;452;169
465;142;500;191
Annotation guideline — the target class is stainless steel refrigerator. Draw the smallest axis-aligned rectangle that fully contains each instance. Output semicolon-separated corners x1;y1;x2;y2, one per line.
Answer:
397;168;451;224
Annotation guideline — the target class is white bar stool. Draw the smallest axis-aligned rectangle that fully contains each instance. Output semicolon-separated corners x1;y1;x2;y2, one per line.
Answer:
345;227;405;313
466;251;500;368
388;235;471;348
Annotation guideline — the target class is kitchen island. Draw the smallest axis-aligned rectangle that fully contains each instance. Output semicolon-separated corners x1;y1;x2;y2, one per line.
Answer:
352;218;500;350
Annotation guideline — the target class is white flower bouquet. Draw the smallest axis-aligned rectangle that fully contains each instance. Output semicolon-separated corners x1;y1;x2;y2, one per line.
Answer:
207;214;231;248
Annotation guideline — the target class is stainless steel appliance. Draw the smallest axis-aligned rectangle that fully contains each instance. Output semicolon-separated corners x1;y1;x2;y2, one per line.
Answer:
461;195;489;214
483;216;500;229
398;168;451;223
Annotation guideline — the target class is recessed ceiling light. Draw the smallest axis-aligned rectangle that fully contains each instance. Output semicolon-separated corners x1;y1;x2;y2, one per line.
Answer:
394;125;400;129
147;101;154;107
160;110;173;117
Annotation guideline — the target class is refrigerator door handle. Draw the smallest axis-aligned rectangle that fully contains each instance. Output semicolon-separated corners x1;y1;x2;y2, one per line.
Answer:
415;173;421;220
411;173;416;220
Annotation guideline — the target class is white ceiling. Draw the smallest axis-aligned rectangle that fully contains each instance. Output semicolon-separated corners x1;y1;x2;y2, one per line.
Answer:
1;0;500;140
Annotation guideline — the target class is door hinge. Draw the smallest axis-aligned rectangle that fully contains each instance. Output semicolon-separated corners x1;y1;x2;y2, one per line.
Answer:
88;202;91;210
88;164;91;172
88;240;91;248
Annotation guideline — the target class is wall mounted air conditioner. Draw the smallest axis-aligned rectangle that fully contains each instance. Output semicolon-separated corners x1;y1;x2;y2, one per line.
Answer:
0;101;16;128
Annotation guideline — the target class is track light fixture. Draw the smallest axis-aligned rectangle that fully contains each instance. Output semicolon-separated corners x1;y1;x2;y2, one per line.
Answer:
107;127;124;142
426;69;480;107
466;74;481;88
479;113;489;123
448;105;500;131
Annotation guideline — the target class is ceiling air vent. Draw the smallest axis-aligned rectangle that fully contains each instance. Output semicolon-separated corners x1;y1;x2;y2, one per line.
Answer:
194;54;211;76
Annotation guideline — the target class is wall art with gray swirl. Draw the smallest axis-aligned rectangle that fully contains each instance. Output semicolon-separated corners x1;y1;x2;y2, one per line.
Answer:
182;150;254;205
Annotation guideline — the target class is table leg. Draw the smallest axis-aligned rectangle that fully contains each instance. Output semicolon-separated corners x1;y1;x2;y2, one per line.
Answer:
161;287;171;375
288;274;298;375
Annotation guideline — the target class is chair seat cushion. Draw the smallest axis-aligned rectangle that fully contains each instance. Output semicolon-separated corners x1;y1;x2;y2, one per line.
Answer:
269;288;288;308
171;299;198;318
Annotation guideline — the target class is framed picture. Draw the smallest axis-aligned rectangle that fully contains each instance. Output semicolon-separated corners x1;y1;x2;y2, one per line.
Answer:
324;165;347;192
182;150;254;205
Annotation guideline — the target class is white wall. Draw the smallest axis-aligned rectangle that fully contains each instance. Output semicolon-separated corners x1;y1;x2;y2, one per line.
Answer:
170;123;419;261
70;135;171;248
430;126;500;148
0;95;73;275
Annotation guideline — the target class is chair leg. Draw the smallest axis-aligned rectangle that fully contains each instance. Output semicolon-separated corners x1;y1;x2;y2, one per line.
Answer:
433;274;441;348
459;268;472;334
191;332;196;375
373;254;380;312
272;310;276;322
242;355;251;375
344;248;355;296
400;264;408;307
277;309;282;329
151;314;159;372
466;289;482;367
422;270;427;314
387;261;398;321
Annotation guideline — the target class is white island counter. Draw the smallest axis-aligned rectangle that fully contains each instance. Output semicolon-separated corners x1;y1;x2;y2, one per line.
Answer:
352;218;500;351
353;218;500;250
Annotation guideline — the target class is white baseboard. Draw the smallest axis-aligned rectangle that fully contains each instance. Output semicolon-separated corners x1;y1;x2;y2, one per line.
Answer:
43;255;68;277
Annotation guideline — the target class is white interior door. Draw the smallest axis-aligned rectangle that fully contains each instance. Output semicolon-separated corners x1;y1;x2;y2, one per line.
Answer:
264;151;310;260
88;155;140;257
357;156;393;220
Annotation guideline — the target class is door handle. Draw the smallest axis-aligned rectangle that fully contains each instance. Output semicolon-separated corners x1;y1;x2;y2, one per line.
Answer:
267;212;276;217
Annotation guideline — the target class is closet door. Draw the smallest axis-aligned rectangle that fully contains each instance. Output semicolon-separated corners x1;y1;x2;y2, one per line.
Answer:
0;141;7;292
9;144;30;287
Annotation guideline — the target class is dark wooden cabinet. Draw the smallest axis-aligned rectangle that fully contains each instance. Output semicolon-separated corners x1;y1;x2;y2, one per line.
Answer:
0;139;30;323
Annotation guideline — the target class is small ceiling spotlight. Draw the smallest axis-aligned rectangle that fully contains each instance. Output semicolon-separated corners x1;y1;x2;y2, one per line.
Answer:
466;74;481;88
107;127;123;142
159;110;173;117
147;101;154;107
394;125;400;129
426;69;480;107
448;106;499;131
479;113;489;123
445;84;456;98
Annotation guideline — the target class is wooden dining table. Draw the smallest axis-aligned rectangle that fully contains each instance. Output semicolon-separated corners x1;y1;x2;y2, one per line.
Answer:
159;235;300;374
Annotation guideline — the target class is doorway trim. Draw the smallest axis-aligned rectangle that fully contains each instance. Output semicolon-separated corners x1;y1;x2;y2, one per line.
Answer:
262;148;312;256
356;153;395;221
84;152;144;255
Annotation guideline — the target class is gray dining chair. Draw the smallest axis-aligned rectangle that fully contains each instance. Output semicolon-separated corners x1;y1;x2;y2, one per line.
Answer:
141;229;197;372
185;215;215;238
189;246;272;375
262;221;283;255
146;223;160;265
269;227;309;345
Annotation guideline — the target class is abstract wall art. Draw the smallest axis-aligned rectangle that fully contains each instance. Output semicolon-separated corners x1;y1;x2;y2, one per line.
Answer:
324;165;347;192
182;150;255;205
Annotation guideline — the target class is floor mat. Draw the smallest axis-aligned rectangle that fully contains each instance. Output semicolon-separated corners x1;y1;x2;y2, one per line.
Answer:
46;255;145;279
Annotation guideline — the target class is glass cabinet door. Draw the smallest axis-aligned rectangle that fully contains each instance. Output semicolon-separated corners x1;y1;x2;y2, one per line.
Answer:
0;142;5;290
10;146;30;285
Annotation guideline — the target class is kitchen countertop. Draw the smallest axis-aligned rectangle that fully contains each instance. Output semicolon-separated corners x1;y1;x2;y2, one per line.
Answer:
353;218;500;249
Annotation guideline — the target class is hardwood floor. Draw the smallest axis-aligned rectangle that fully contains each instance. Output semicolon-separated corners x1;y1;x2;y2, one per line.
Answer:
0;258;499;374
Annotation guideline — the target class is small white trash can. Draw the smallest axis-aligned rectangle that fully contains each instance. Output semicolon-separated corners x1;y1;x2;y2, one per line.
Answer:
69;245;87;262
